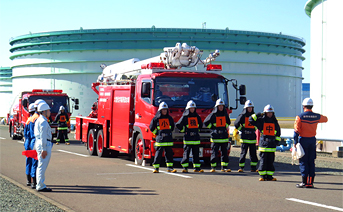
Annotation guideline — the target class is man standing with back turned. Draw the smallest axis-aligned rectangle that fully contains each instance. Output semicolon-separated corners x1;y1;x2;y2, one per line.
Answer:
294;98;328;188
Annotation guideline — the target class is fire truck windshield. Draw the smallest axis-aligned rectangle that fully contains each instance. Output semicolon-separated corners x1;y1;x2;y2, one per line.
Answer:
154;77;228;108
29;96;70;113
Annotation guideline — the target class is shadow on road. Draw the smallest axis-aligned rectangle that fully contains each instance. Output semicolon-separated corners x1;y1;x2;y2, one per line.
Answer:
48;185;157;195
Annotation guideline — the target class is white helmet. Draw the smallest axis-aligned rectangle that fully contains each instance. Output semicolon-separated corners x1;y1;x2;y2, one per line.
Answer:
37;102;50;112
186;100;196;110
302;98;313;106
59;106;65;111
34;99;46;108
263;104;274;113
158;102;168;111
215;98;225;107
28;103;35;112
244;100;254;108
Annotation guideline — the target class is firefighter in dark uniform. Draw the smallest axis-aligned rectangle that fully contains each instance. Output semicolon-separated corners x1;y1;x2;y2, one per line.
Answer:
176;100;204;173
204;98;231;173
150;102;176;173
294;98;328;188
54;106;70;145
234;100;258;172
249;104;281;181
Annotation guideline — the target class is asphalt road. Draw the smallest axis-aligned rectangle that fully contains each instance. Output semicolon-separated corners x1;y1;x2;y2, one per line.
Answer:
1;126;342;212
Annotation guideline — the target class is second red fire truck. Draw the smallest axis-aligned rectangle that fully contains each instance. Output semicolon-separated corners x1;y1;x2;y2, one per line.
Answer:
75;43;246;165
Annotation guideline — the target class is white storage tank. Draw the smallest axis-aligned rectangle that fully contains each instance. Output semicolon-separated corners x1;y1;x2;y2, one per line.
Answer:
0;67;12;117
9;28;305;118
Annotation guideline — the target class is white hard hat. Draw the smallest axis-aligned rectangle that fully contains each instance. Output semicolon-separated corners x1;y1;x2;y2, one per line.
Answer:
215;98;225;107
302;98;313;106
263;104;274;113
34;99;46;108
244;100;254;108
59;106;65;111
158;102;168;111
28;103;35;112
186;100;196;110
37;102;50;112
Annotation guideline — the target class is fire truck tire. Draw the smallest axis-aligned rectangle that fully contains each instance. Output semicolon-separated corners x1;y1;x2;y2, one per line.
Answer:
96;130;109;157
87;129;97;156
10;125;17;140
135;133;144;166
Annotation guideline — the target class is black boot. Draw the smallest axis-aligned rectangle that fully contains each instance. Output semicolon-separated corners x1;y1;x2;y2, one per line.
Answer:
31;177;36;189
26;175;31;186
296;176;307;188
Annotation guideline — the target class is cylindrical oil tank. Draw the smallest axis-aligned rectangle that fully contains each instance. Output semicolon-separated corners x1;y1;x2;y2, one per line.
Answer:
305;0;342;135
0;67;12;117
9;28;305;118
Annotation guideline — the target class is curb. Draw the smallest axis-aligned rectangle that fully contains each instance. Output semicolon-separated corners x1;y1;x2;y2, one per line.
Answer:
0;173;75;212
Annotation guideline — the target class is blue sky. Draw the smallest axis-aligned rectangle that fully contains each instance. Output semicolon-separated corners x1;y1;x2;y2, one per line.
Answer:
0;0;311;82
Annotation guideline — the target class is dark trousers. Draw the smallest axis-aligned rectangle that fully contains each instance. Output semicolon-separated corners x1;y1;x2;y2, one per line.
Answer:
29;138;37;177
153;146;174;168
299;137;316;177
239;143;258;168
56;130;68;142
181;145;200;168
24;139;32;175
259;152;275;176
210;143;229;168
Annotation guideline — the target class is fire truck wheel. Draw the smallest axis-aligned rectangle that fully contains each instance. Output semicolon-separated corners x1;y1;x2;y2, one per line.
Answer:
135;133;144;166
10;125;16;140
96;130;109;157
87;129;97;156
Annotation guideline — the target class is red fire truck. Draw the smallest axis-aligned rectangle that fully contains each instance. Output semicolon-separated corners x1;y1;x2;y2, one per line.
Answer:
9;89;79;140
75;43;246;165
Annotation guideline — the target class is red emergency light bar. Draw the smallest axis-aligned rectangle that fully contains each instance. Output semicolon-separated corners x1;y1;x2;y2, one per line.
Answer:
32;89;63;93
206;64;222;71
141;62;165;69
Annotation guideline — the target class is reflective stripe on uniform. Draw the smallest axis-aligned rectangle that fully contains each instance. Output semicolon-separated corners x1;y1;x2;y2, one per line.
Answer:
252;114;257;121
193;163;201;168
259;147;276;152
239;163;245;167
221;162;228;167
276;136;281;141
152;129;157;135
181;163;189;168
250;162;258;166
237;126;242;131
166;162;173;167
211;163;216;167
211;138;229;143
267;171;274;175
155;142;173;147
207;123;212;129
58;127;68;130
259;170;267;175
153;164;160;168
240;139;257;144
183;140;200;145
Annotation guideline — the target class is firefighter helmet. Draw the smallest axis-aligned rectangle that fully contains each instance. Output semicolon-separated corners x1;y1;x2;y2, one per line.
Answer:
302;98;313;106
186;100;196;109
37;103;50;112
59;106;65;111
244;100;254;108
215;98;225;107
28;103;35;112
263;104;274;113
158;102;168;111
34;99;46;108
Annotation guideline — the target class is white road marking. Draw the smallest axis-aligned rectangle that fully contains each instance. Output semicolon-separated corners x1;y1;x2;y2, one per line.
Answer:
17;141;24;144
126;164;192;179
57;149;89;157
286;198;343;211
97;172;151;175
0;137;6;139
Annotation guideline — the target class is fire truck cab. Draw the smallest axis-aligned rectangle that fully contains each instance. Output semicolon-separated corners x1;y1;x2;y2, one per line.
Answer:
76;43;246;165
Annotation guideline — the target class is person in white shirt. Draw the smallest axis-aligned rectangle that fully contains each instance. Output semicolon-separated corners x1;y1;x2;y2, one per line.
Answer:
34;102;53;192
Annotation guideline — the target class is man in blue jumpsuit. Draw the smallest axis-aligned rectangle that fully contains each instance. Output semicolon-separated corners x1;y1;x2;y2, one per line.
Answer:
24;103;35;186
294;98;328;188
34;102;53;192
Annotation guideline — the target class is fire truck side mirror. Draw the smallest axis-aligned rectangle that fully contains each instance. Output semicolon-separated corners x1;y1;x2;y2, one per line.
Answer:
240;96;247;105
75;105;79;110
239;85;246;96
74;99;79;104
142;82;151;98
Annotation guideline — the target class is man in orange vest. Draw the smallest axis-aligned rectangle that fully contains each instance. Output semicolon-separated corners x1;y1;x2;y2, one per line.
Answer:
294;98;328;188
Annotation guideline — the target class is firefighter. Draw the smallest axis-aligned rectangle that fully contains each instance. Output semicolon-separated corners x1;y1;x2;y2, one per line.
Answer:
54;106;70;145
204;98;231;173
176;100;204;173
34;102;53;192
27;99;46;189
294;98;328;188
234;100;258;172
150;102;176;173
24;103;35;186
249;104;281;181
88;101;98;118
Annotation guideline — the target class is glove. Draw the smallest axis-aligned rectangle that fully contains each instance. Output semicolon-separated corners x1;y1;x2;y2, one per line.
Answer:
233;128;238;137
